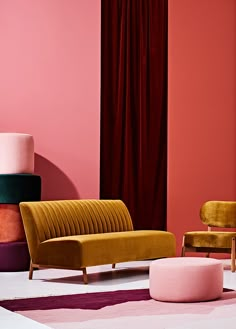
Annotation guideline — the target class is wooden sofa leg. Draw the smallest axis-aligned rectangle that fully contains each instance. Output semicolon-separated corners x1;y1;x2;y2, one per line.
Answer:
112;263;116;269
82;268;88;284
29;261;34;280
231;237;236;272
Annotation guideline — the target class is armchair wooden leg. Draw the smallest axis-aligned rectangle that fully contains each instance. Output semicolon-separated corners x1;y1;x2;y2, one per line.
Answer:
181;236;186;257
112;263;116;269
231;237;236;272
29;261;34;280
82;268;88;284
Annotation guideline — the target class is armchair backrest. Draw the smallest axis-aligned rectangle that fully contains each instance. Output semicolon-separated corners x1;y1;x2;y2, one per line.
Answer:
200;201;236;228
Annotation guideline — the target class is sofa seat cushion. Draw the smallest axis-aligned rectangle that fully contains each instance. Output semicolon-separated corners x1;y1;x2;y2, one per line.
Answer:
35;230;175;268
184;231;236;249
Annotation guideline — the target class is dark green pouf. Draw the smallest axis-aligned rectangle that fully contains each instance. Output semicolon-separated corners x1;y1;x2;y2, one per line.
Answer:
0;174;41;204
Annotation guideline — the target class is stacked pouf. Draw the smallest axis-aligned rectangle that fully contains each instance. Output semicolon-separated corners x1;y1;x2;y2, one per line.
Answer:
0;133;41;271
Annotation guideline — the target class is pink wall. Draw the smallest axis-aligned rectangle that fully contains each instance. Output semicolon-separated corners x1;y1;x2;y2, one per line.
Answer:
0;0;100;200
168;0;236;255
1;0;235;249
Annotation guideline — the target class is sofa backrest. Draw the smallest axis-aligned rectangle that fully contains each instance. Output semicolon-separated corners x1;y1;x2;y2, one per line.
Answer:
19;199;134;261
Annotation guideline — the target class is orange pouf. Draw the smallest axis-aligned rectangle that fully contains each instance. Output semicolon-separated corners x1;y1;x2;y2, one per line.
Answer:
0;204;25;242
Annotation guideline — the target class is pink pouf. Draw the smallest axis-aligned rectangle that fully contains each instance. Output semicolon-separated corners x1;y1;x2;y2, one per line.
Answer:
149;257;223;302
0;133;34;174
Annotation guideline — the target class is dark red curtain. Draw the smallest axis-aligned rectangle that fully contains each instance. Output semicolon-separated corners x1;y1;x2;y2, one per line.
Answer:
100;0;168;230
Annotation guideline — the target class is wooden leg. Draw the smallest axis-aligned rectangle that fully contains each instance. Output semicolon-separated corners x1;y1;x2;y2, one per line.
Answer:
231;237;236;272
29;261;34;280
206;253;210;258
181;236;185;257
82;268;88;284
112;263;116;269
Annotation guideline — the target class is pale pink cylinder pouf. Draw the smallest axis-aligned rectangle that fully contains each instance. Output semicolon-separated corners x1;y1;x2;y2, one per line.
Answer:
0;133;34;174
149;257;223;302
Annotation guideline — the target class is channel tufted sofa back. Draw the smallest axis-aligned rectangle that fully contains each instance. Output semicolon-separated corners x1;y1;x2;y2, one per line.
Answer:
20;199;134;261
19;199;176;283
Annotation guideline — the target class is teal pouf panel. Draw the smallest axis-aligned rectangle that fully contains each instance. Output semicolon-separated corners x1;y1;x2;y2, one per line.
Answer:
0;174;41;204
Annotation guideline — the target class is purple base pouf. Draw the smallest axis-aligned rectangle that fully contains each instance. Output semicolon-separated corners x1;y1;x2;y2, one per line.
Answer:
0;241;30;271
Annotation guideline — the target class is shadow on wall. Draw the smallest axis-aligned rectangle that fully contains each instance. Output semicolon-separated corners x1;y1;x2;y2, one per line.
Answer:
34;154;79;201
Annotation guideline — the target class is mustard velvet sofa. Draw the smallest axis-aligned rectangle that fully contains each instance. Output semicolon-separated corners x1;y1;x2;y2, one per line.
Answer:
19;199;176;283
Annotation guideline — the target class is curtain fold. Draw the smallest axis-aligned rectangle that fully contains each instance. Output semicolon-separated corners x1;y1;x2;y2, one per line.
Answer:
100;0;168;230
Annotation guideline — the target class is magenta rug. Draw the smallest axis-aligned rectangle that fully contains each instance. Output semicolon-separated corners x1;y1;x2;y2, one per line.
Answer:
1;288;236;329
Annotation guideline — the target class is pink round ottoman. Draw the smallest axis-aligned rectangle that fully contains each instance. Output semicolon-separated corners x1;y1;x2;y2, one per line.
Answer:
149;257;223;302
0;133;34;174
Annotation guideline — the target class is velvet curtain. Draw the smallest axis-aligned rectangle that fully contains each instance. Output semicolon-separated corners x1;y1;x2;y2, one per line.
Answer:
100;0;168;230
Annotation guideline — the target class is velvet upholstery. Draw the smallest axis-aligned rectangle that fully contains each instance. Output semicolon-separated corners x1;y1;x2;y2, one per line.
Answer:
35;230;175;268
0;241;30;271
182;201;236;271
19;199;176;282
150;257;223;302
184;231;235;249
0;133;34;174
200;201;236;227
0;174;41;204
0;204;25;242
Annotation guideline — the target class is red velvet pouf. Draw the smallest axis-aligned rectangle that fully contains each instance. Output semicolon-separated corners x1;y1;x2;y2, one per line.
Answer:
0;241;30;271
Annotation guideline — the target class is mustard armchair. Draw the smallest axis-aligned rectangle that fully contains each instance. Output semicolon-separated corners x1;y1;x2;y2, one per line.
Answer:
182;201;236;272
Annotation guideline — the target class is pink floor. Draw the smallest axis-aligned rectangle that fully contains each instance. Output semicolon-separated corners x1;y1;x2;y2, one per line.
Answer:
0;260;236;328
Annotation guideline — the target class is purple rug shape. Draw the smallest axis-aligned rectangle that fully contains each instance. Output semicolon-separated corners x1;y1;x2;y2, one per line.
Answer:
0;288;151;312
0;288;233;312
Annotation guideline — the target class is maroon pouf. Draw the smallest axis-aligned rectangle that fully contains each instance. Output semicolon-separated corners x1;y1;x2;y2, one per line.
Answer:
0;241;30;271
